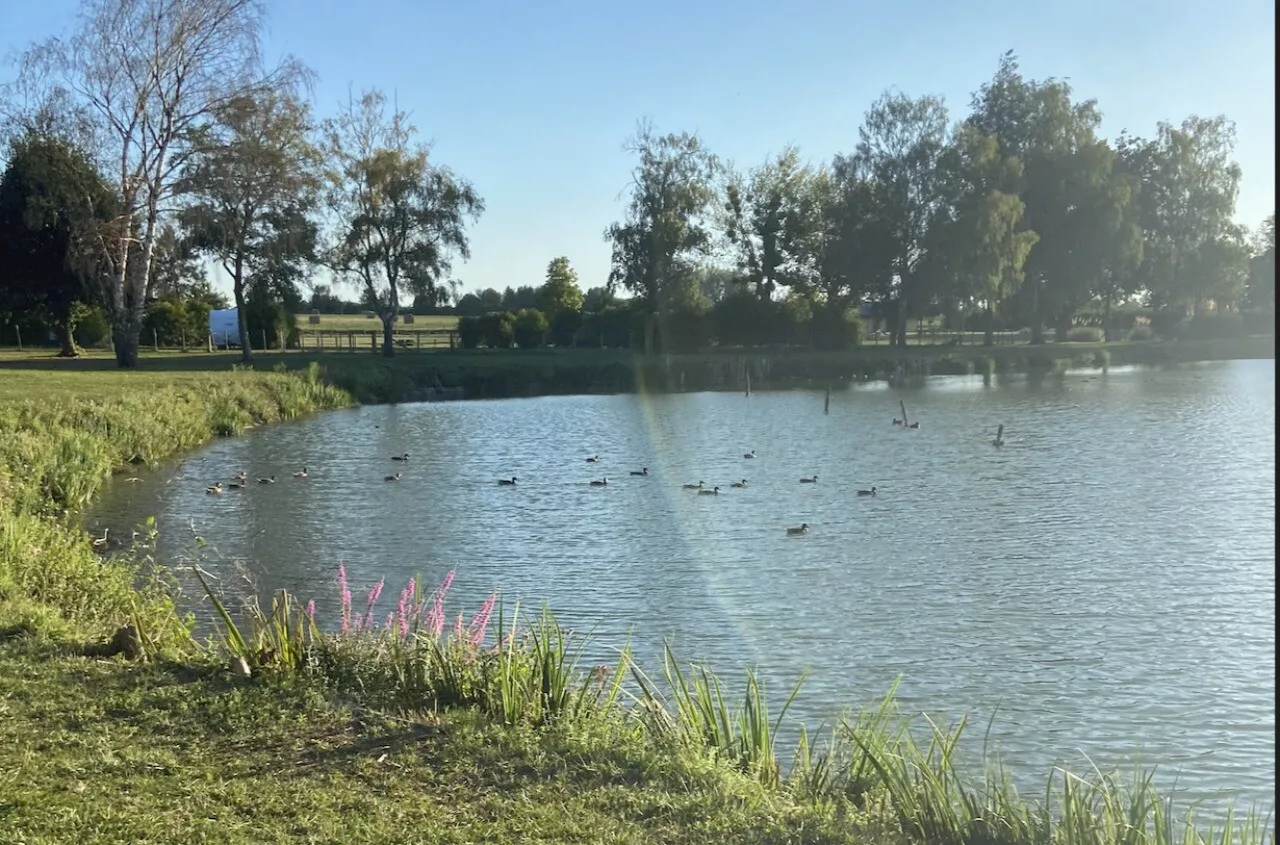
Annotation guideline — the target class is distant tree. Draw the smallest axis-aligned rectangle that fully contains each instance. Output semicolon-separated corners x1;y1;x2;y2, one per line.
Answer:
322;89;483;357
1121;117;1242;316
844;91;952;347
0;131;116;356
605;120;719;351
721;146;824;300
536;256;584;316
513;308;549;349
582;286;617;314
1184;226;1251;311
501;285;539;311
179;91;322;362
478;288;504;312
309;284;346;313
7;0;304;366
1246;214;1275;314
455;292;485;316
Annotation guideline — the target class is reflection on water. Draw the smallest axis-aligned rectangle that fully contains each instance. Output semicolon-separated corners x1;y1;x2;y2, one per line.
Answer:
89;361;1276;811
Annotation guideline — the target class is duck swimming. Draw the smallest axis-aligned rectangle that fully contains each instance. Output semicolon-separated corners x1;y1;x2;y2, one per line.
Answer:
682;481;704;490
786;523;809;536
293;467;308;479
498;477;518;486
391;453;409;462
698;486;720;496
730;479;748;488
799;476;818;484
857;486;877;497
586;455;601;463
743;450;756;459
384;473;402;482
257;476;276;484
206;482;224;495
589;478;608;487
629;467;649;476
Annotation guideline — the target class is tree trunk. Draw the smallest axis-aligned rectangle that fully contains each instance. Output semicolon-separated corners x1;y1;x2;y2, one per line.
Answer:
1055;313;1071;343
983;306;995;347
233;258;251;363
382;315;395;357
57;322;78;358
113;322;139;368
1028;279;1044;344
1103;297;1113;343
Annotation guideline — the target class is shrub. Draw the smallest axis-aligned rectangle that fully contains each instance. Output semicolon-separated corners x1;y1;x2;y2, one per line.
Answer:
1129;325;1154;341
72;306;111;348
142;298;207;347
480;312;516;349
457;316;483;349
244;296;297;350
548;309;583;348
512;308;549;349
657;309;711;353
712;293;792;347
810;307;863;351
1065;326;1103;342
1173;312;1246;340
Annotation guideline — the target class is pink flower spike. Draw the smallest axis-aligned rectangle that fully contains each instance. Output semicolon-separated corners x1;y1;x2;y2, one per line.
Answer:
467;593;496;646
385;611;395;631
306;599;316;618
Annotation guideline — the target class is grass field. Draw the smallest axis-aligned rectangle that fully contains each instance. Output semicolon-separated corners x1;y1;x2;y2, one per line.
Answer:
296;313;459;332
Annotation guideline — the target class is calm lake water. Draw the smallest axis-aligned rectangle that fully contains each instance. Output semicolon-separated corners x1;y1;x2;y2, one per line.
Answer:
88;360;1276;813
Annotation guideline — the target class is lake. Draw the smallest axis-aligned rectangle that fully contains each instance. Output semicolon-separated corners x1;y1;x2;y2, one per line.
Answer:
88;360;1276;813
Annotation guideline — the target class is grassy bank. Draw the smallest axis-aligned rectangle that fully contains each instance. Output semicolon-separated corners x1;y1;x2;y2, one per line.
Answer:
0;360;1273;844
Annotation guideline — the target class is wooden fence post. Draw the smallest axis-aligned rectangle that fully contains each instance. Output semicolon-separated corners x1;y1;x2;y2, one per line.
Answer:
14;325;22;351
153;329;159;352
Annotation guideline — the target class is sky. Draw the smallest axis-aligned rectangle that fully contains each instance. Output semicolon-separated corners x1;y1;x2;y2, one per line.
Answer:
2;0;1275;301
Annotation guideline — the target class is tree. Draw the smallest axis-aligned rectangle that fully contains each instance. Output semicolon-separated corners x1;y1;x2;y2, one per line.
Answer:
0;131;116;355
721;146;823;300
179;91;321;361
148;224;210;301
537;256;584;316
843;91;952;347
1123;117;1242;316
322;89;483;357
967;52;1110;343
928;126;1039;345
7;0;301;367
605;121;719;351
1246;215;1275;314
1184;227;1250;311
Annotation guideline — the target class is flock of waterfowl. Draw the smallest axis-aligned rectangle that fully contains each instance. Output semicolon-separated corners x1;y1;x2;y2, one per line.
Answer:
193;412;1007;537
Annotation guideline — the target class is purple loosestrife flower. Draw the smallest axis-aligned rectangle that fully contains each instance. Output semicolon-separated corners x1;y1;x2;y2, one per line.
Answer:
454;612;465;642
397;580;416;638
466;593;496;646
338;564;352;634
306;600;316;619
385;611;395;631
361;578;385;632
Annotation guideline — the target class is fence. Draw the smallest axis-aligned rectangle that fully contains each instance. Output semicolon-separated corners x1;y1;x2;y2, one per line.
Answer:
296;328;458;352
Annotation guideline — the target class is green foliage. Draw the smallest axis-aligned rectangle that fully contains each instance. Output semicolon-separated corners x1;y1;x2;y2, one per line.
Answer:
244;291;298;350
712;293;796;347
323;89;484;356
548;308;583;347
480;312;516;348
142;298;211;346
537;256;584;316
1129;326;1155;341
73;306;111;347
457;315;484;349
0;131;117;355
512;308;549;349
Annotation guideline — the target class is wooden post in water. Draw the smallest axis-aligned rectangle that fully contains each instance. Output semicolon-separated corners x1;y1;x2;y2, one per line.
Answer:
745;366;751;397
824;385;831;415
993;423;1004;446
899;399;908;427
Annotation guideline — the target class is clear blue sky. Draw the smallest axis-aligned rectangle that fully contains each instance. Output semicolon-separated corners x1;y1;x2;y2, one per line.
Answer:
3;0;1275;300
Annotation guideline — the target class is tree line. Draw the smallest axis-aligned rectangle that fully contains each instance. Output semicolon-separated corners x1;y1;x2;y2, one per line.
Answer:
0;0;1272;364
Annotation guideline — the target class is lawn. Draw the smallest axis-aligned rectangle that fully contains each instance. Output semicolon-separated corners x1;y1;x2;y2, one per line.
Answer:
0;635;874;845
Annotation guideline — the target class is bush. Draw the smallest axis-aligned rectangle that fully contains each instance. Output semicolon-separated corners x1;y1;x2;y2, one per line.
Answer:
1065;326;1104;342
1174;312;1246;341
809;307;863;351
548;309;583;348
1128;326;1154;341
142;298;207;347
712;293;794;347
480;312;516;349
72;306;111;348
512;308;549;349
579;306;641;349
457;316;483;349
657;308;711;353
244;295;297;350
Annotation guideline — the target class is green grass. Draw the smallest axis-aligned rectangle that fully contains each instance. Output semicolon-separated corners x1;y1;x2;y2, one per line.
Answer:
0;635;869;845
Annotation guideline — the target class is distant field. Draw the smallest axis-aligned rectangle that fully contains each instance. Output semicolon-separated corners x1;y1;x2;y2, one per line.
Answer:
296;313;458;332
